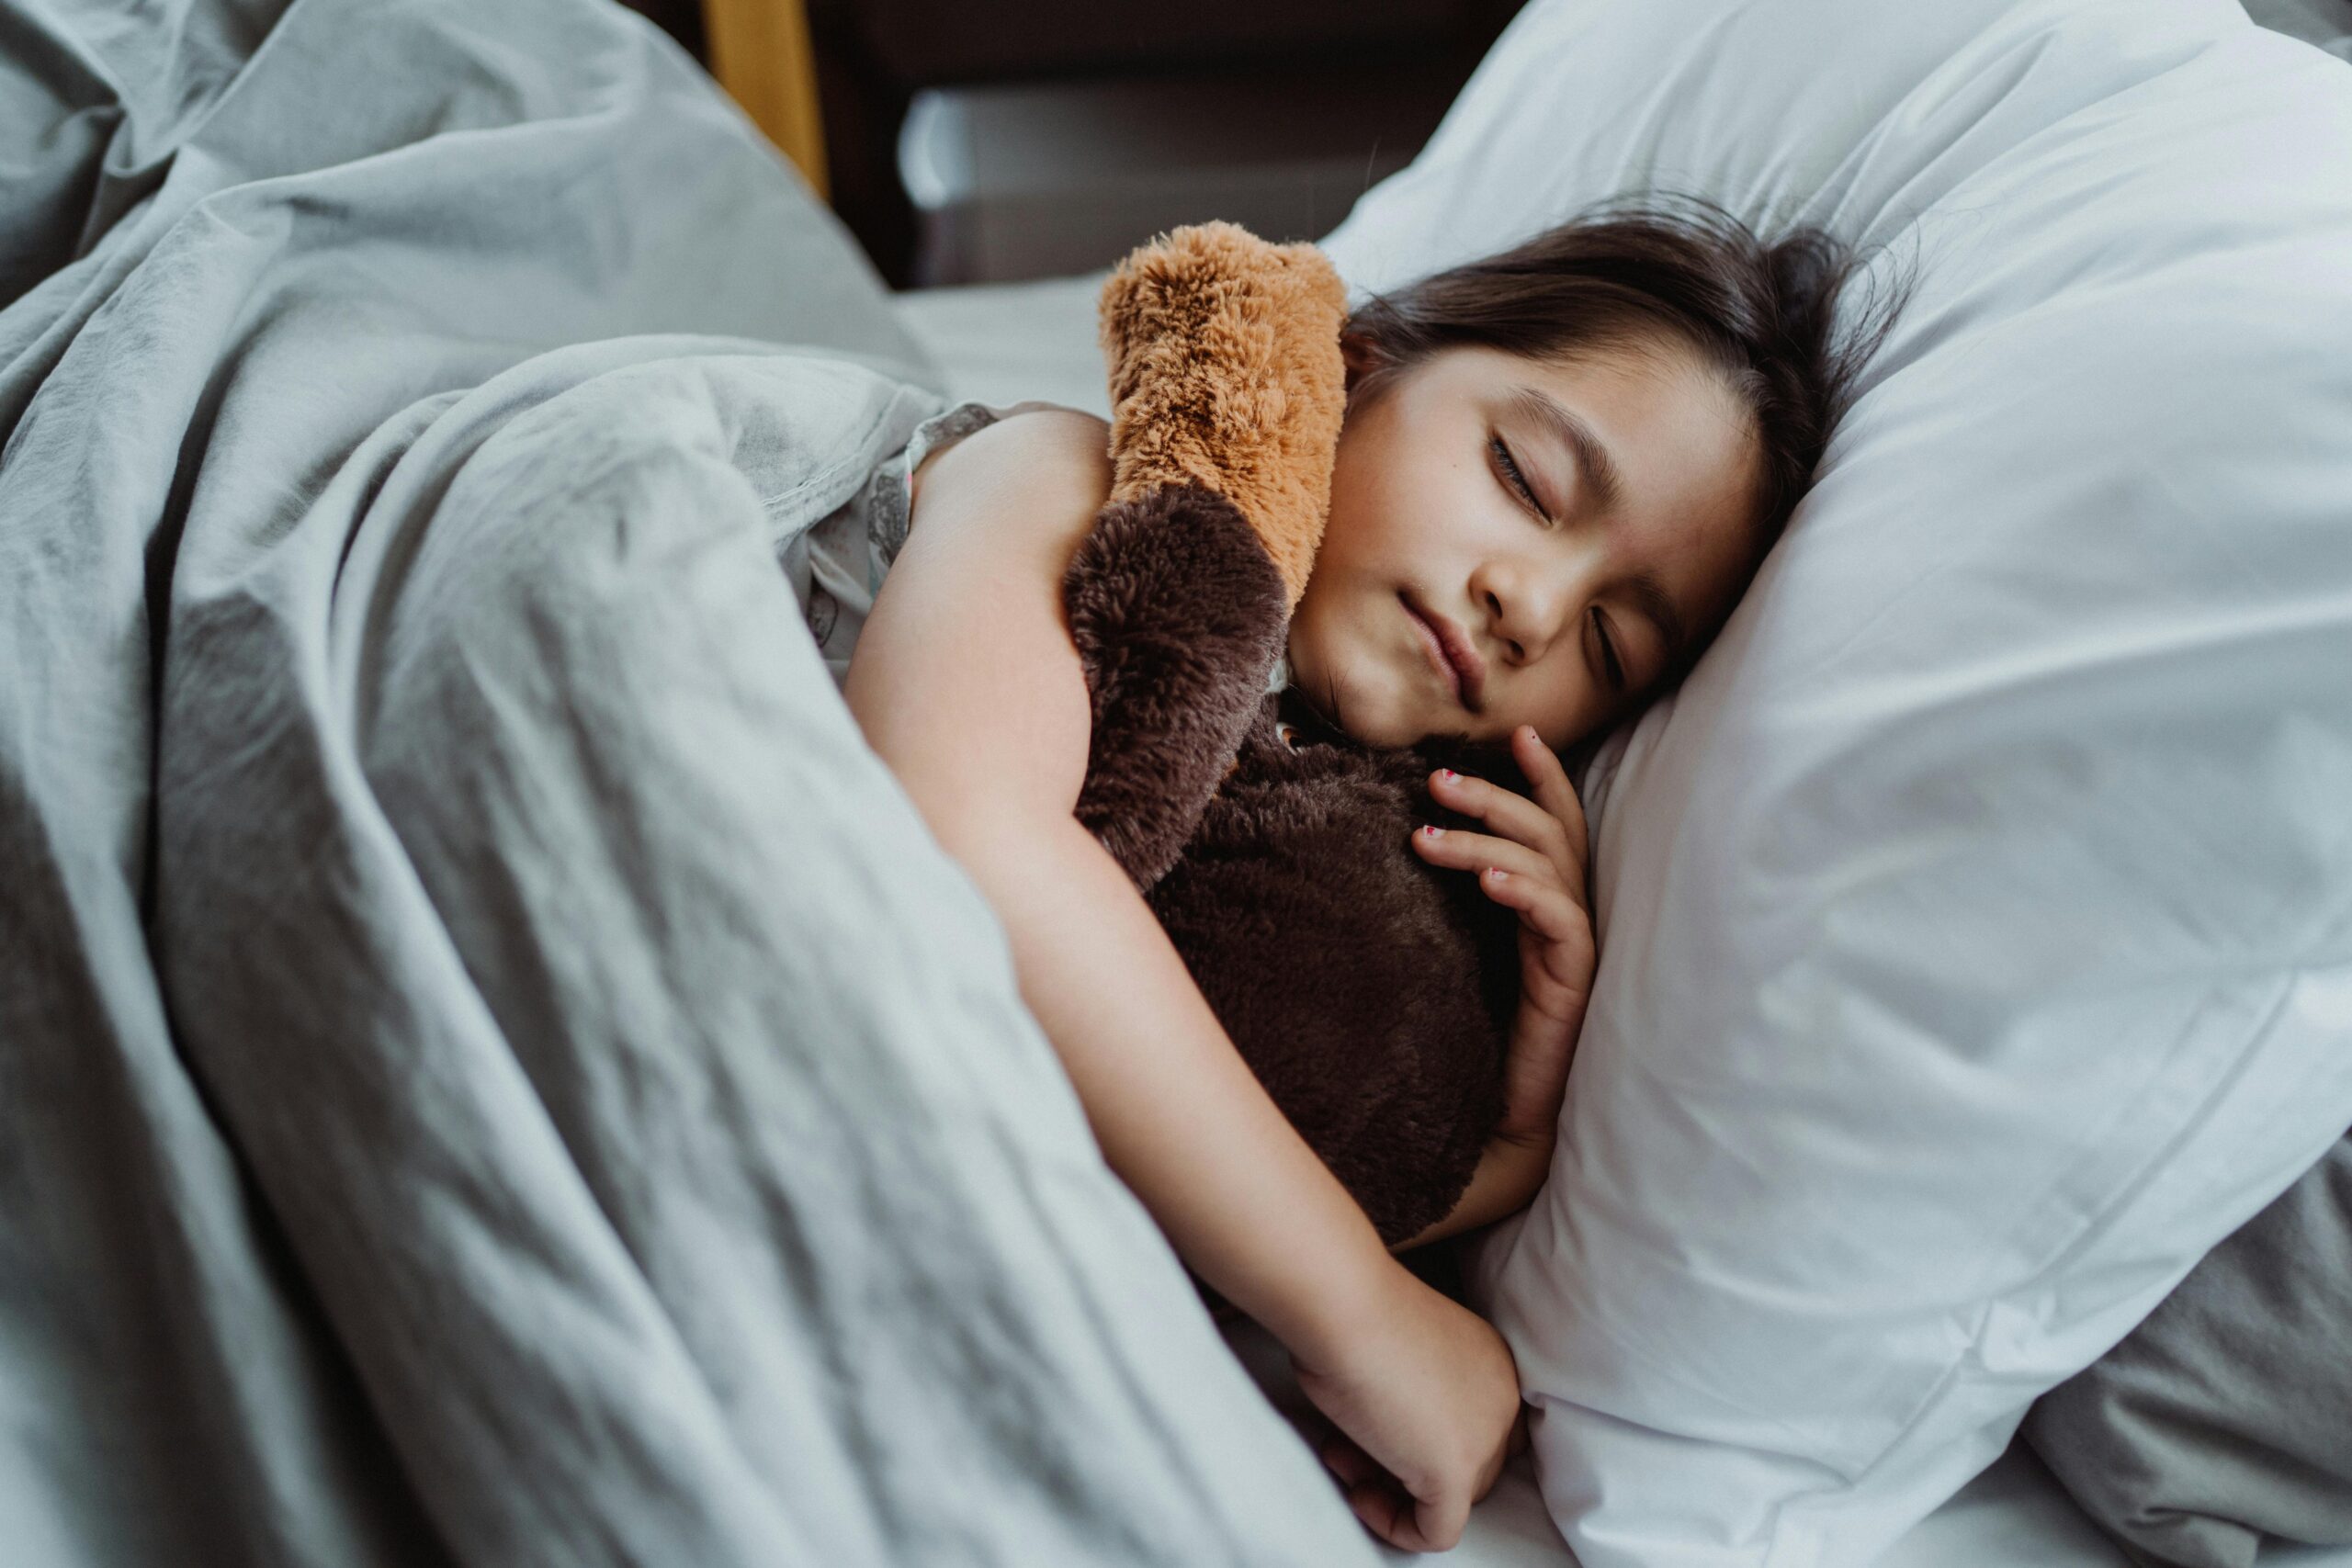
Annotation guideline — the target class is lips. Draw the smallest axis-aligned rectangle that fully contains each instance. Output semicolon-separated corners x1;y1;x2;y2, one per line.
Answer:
1402;592;1486;712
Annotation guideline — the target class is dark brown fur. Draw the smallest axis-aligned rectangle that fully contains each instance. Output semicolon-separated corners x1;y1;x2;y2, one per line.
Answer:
1067;484;1287;891
1148;701;1525;1243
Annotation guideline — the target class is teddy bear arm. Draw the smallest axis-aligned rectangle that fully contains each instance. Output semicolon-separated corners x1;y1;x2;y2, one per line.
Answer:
1065;485;1289;890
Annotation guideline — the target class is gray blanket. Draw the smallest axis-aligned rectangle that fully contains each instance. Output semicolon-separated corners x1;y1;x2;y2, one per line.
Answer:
0;2;1374;1564
2026;1132;2352;1568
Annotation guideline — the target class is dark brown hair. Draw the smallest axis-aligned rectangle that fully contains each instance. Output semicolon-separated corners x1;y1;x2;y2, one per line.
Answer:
1342;197;1902;686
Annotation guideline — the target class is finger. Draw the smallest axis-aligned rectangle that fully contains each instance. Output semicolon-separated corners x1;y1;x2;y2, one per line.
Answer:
1508;726;1591;867
1409;1484;1472;1554
1429;766;1573;870
1411;824;1560;889
1348;1479;1456;1556
1318;1434;1379;1489
1476;863;1592;950
1345;1480;1401;1544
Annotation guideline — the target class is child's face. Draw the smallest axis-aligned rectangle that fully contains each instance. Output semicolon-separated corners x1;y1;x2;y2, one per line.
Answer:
1287;339;1763;751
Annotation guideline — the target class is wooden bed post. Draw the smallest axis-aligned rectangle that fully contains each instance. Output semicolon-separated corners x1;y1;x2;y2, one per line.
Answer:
700;0;830;201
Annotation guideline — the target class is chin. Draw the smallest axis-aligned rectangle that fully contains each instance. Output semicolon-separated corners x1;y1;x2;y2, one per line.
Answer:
1292;628;1419;748
1340;686;1423;750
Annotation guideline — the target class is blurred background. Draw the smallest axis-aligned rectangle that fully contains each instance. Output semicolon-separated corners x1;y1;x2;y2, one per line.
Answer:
622;0;1520;289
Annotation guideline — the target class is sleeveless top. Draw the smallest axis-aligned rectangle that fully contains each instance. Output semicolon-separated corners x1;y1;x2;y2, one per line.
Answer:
786;395;1298;699
784;397;1055;688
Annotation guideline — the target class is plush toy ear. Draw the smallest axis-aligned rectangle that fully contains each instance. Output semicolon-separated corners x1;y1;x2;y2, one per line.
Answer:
1097;222;1349;611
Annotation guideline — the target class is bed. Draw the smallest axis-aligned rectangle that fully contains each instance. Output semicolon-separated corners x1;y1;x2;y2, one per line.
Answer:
1208;1314;2197;1568
6;0;2346;1562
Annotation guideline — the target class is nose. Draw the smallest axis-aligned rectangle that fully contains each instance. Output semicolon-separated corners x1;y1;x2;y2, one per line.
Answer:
1472;554;1582;666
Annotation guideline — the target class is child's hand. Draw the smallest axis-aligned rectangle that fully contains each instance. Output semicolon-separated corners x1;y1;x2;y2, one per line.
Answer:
1293;1264;1524;1552
1413;725;1594;1153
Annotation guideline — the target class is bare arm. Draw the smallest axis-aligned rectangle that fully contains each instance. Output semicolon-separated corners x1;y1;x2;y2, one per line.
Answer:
843;408;1389;1352
843;409;1519;1551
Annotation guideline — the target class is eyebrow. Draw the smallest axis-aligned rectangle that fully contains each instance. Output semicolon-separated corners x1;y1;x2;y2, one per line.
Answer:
1510;386;1624;514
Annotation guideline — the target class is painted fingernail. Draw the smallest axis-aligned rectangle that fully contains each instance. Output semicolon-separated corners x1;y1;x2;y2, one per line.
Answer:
1440;769;1458;781
1421;825;1443;838
1487;867;1509;881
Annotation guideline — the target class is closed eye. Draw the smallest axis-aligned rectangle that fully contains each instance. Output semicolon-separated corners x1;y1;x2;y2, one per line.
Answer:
1589;606;1625;694
1489;434;1550;525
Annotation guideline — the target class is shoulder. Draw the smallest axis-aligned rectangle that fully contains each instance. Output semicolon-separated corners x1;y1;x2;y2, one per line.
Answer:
909;404;1110;534
847;402;1108;820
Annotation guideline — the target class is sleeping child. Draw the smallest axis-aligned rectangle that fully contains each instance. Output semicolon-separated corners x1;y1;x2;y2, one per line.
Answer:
838;198;1885;1554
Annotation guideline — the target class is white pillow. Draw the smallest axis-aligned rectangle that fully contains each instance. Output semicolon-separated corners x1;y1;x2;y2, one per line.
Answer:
1320;2;2352;1563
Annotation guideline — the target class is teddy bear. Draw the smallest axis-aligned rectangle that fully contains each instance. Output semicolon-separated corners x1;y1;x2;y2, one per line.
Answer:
1060;222;1528;1247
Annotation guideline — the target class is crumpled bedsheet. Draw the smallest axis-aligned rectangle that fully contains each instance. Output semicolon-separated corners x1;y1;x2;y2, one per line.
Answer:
0;1;1374;1563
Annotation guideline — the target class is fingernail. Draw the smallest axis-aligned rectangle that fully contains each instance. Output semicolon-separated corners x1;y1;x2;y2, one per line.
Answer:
1439;769;1457;781
1487;868;1509;882
1421;825;1443;838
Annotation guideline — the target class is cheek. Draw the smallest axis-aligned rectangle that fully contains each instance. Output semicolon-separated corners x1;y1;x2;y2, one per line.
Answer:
1285;574;1351;697
1297;504;1384;634
1324;413;1431;566
1320;491;1426;604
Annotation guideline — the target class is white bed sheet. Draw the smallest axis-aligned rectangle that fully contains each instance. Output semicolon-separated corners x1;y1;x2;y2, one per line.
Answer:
896;274;1112;419
1217;1312;2139;1568
887;278;2352;1568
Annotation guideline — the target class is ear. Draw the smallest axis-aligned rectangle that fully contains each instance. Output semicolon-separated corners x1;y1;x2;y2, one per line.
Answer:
1336;320;1401;401
1339;326;1381;394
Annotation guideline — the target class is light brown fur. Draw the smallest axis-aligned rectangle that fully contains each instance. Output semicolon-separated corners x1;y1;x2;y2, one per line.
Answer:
1097;222;1349;610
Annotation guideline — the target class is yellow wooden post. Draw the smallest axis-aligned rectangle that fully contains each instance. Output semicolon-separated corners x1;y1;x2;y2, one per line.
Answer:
701;0;830;201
